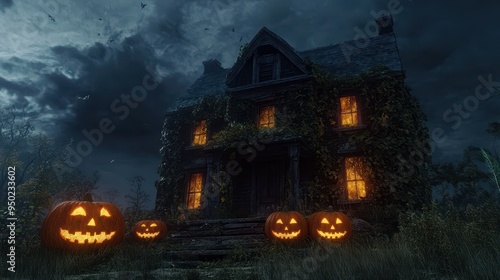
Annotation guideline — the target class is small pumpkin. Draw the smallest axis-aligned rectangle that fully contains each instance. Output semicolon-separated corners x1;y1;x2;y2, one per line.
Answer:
307;211;352;242
41;193;125;250
133;220;167;241
265;211;308;242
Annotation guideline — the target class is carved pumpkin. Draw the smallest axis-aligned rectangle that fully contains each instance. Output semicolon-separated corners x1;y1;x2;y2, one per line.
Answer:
307;211;352;242
41;194;125;250
133;220;167;241
265;211;308;242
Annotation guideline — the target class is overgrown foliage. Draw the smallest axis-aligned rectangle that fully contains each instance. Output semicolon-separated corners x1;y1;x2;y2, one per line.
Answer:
156;64;431;223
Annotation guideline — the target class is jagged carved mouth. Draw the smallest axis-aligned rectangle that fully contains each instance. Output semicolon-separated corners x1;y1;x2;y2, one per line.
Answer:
60;228;116;244
317;230;347;239
272;230;301;239
136;231;160;239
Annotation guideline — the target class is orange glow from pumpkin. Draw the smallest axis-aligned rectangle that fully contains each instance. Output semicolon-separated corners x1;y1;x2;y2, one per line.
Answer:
59;229;116;244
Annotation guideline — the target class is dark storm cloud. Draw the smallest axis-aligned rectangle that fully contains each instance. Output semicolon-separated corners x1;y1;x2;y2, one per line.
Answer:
2;0;499;205
45;33;191;159
0;0;12;12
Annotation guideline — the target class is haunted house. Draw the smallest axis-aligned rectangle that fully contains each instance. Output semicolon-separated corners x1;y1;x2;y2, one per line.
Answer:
156;16;430;220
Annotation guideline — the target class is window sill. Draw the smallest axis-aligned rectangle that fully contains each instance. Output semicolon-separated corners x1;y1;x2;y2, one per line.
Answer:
333;125;367;133
185;145;206;150
338;199;371;205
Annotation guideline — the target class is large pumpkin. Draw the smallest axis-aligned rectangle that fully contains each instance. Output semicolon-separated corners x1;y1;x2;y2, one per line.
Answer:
307;211;352;242
41;193;125;250
265;211;308;242
132;220;167;241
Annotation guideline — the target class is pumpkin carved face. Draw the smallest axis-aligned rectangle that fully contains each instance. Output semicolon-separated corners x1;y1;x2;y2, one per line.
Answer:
265;211;308;242
133;220;167;241
308;211;352;242
41;194;125;250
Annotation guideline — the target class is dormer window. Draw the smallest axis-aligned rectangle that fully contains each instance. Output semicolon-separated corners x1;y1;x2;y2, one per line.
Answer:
258;105;275;129
257;54;279;82
192;120;207;146
253;45;280;83
339;96;360;127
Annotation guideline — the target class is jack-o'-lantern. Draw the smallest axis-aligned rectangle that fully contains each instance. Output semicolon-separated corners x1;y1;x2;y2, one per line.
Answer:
265;211;308;242
41;193;125;250
133;220;167;241
307;211;352;242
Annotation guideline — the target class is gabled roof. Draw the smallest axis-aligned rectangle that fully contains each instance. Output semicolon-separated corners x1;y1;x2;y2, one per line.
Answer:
299;32;402;77
167;29;403;113
168;67;230;113
225;27;307;86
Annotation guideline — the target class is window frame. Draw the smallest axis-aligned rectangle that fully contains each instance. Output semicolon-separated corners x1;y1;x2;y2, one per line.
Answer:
185;171;204;210
257;104;276;129
191;119;208;146
253;51;281;83
342;156;369;202
337;94;364;129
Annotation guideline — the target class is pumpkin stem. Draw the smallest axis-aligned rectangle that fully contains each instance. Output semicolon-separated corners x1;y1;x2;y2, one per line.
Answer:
82;193;93;202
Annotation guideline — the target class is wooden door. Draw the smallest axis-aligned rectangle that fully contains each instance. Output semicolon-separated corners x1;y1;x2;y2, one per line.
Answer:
254;161;284;214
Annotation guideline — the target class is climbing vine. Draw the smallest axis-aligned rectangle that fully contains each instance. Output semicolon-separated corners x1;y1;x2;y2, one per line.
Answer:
157;61;431;222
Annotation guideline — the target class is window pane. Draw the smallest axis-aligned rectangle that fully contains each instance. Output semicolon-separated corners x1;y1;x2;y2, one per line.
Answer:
259;106;275;128
357;181;366;198
347;182;358;200
193;193;201;208
192;120;207;145
187;194;196;209
340;96;359;127
341;113;353;126
345;157;366;200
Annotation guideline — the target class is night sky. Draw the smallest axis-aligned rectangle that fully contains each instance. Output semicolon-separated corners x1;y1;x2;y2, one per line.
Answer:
1;0;499;209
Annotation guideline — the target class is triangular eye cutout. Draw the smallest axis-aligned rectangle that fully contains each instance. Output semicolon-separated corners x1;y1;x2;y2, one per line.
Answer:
141;224;146;227
70;207;86;216
321;218;329;224
100;208;111;217
290;218;297;224
151;223;158;227
276;219;283;224
336;218;343;224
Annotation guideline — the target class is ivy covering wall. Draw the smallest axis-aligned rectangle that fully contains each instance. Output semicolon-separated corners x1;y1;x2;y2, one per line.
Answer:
156;62;431;223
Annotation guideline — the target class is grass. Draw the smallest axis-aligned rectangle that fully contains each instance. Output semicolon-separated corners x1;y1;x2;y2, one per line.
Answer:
1;203;499;280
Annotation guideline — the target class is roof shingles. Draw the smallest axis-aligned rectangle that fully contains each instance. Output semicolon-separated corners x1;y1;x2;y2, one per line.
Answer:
168;31;402;112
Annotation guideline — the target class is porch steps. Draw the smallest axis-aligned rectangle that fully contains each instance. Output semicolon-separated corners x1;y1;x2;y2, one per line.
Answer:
164;216;268;260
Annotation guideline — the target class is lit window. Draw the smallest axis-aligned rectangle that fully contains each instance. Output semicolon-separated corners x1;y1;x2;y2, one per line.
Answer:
259;105;275;128
345;157;366;200
192;120;207;146
340;96;359;127
187;173;203;209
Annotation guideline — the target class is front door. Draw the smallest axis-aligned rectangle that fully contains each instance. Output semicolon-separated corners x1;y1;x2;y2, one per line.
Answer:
254;161;284;214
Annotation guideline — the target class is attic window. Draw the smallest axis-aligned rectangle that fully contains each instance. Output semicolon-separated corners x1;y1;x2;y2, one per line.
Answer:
258;105;275;129
255;53;280;83
187;172;203;209
192;120;207;146
339;96;359;127
345;157;367;200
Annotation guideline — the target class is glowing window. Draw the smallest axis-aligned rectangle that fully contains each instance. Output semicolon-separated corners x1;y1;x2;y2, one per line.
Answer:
259;105;275;128
187;173;203;209
192;120;207;146
345;157;366;200
340;96;359;127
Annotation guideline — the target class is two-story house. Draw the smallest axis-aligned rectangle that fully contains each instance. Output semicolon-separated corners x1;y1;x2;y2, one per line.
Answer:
155;16;431;222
